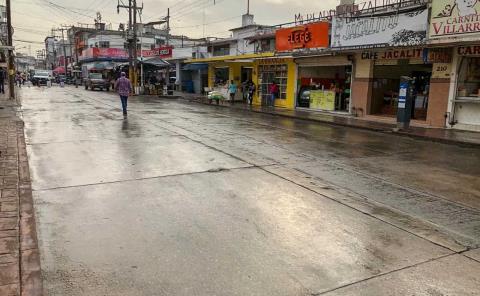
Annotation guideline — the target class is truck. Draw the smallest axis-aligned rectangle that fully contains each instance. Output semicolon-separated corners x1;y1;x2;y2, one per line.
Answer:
84;73;110;91
31;70;53;86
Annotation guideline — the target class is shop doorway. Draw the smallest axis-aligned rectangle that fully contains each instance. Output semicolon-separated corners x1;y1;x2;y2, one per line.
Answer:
241;67;253;102
241;67;253;83
214;67;229;86
297;65;352;112
372;62;432;120
258;63;288;106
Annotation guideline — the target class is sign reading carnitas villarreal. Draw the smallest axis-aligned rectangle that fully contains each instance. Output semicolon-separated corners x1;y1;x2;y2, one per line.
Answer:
430;0;480;39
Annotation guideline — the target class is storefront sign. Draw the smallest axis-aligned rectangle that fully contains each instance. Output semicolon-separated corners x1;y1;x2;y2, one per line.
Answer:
361;49;423;60
80;47;173;60
430;0;480;39
276;22;329;52
361;48;452;63
142;46;173;58
458;45;480;56
310;90;335;111
432;63;452;79
331;9;428;48
257;58;290;65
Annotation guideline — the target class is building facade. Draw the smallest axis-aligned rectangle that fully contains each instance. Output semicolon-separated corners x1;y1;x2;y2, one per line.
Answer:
185;0;480;132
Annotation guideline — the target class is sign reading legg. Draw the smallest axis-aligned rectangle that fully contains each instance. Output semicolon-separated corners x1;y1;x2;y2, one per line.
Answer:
275;22;329;52
287;27;312;49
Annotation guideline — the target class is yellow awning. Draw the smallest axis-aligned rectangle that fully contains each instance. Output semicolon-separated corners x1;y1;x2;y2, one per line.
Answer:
185;52;275;63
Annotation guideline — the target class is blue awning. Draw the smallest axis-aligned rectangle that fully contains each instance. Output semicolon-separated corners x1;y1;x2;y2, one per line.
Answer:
182;63;208;71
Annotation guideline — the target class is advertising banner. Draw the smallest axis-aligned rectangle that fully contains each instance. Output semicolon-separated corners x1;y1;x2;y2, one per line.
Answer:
80;47;173;61
430;0;480;39
309;90;335;111
275;22;329;52
142;46;173;58
331;9;429;48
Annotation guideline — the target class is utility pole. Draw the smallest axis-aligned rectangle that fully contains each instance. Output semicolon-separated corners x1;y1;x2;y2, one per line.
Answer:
6;0;14;99
118;0;142;92
166;8;170;45
60;28;68;77
133;0;138;90
53;28;69;76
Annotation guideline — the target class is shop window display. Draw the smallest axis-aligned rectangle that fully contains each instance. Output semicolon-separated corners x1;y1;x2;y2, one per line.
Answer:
456;57;480;99
258;64;288;105
297;65;352;112
214;67;229;86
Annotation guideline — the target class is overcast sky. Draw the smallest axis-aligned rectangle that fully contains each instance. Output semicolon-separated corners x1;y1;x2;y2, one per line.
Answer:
9;0;339;55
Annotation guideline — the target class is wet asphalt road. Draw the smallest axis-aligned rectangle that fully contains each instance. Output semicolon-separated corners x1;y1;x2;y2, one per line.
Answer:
19;86;480;295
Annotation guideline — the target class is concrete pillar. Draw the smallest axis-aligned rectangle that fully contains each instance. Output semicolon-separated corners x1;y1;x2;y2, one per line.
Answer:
427;77;450;127
176;60;182;91
351;53;374;117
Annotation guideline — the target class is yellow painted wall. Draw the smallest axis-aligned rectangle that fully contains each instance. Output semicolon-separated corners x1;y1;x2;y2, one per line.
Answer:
208;62;253;89
253;58;296;109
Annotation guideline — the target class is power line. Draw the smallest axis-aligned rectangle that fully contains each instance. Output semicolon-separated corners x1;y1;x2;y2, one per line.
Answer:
170;0;210;18
14;39;45;45
171;0;225;20
171;14;240;29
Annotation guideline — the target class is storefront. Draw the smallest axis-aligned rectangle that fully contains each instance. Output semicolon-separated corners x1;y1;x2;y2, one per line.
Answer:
351;48;452;124
273;21;330;109
369;49;432;120
429;0;480;131
254;57;296;108
207;61;254;101
329;4;457;125
451;46;480;131
295;55;352;112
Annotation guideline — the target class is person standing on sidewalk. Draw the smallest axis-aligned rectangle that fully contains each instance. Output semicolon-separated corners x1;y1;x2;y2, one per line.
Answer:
247;80;256;105
228;80;237;105
0;68;5;94
269;81;279;107
115;72;132;116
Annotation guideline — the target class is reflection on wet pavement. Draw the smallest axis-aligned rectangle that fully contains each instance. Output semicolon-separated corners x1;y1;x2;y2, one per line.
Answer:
19;87;480;296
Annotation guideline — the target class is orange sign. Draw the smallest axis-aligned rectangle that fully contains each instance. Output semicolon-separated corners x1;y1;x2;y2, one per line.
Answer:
276;22;329;52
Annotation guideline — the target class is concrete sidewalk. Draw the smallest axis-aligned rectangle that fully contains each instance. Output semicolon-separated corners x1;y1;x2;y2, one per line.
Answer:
177;92;480;147
0;87;42;296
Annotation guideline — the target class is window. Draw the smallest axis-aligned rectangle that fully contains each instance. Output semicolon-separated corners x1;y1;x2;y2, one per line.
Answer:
99;41;109;48
258;64;288;101
213;45;230;57
255;39;275;53
457;57;480;98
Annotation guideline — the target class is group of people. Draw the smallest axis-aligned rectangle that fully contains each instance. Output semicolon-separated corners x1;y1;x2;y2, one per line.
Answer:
227;80;279;106
15;72;28;87
227;80;257;105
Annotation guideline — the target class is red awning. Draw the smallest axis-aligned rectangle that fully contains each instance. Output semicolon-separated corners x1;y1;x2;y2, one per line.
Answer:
53;66;66;74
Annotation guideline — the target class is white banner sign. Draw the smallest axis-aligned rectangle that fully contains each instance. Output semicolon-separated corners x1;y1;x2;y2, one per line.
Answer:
331;9;429;48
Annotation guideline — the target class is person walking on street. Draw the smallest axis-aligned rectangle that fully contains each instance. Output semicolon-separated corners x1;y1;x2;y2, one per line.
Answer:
228;80;237;105
16;72;22;88
0;69;5;94
115;72;132;116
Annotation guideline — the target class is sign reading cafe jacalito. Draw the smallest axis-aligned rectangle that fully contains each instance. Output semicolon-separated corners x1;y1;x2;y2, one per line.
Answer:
430;0;480;38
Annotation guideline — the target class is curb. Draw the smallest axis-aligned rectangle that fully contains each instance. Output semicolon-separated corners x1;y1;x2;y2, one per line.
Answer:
181;97;480;149
16;121;43;296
